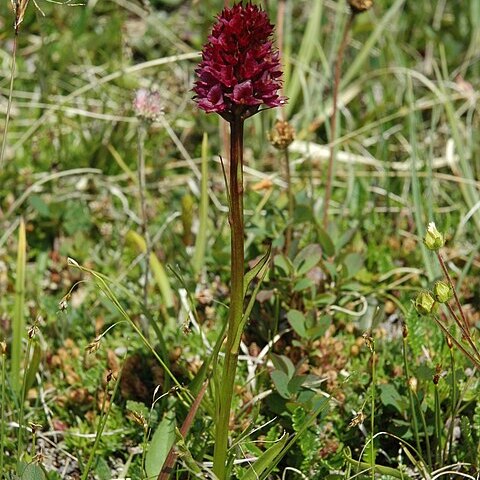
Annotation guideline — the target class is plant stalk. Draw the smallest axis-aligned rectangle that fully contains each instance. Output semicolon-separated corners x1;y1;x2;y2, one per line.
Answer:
437;252;470;334
81;366;123;480
284;148;294;253
370;350;375;479
323;13;354;229
402;337;422;460
137;123;151;332
16;337;32;474
0;33;17;170
0;345;6;479
433;382;442;466
212;116;245;480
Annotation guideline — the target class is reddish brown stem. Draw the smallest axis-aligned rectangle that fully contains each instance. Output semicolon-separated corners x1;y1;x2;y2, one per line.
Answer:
212;115;245;479
432;316;480;369
437;252;470;334
157;381;209;480
323;13;355;229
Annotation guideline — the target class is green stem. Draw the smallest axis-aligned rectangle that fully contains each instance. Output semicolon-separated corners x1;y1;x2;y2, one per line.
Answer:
0;346;6;479
370;350;375;480
0;32;17;170
344;453;409;479
212;116;245;480
443;347;456;464
137;123;151;329
16;339;32;475
412;389;432;469
402;337;422;461
433;382;442;467
81;366;123;480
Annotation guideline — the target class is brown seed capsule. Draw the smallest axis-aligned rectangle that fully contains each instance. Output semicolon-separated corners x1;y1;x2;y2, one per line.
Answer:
268;120;296;150
348;0;373;14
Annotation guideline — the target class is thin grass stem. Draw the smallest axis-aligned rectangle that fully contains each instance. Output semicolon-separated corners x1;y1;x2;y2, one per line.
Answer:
137;123;151;326
370;349;376;480
0;343;6;479
433;382;442;467
16;337;32;475
412;388;432;470
402;336;422;462
0;33;17;170
443;347;456;464
81;365;124;480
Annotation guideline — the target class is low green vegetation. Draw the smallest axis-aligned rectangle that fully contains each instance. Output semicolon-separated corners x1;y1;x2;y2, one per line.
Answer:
1;0;480;478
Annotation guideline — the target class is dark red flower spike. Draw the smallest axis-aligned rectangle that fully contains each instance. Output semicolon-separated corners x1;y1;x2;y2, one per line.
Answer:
193;1;286;122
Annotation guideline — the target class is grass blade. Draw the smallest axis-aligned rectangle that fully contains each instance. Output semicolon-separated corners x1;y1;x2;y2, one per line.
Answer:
126;230;174;310
192;133;209;276
342;0;406;86
11;218;26;393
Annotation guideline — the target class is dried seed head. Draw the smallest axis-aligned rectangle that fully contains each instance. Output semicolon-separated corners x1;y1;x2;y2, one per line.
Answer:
402;323;408;338
413;291;436;316
127;410;148;429
268;120;295;150
348;410;366;428
182;320;191;335
348;0;373;14
12;0;31;32
29;422;43;434
424;222;444;251
0;340;6;356
446;335;453;349
362;331;374;353
59;293;71;312
433;281;453;304
28;323;38;339
433;364;442;385
85;336;101;354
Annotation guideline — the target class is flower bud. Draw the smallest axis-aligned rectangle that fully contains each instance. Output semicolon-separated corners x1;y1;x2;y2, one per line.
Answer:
414;291;436;315
408;376;418;392
348;0;373;13
433;281;453;303
424;222;444;251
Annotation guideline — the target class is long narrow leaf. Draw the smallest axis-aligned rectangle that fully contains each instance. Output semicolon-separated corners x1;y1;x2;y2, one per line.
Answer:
11;219;26;393
240;434;289;480
192;133;209;275
342;0;406;86
126;230;174;309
